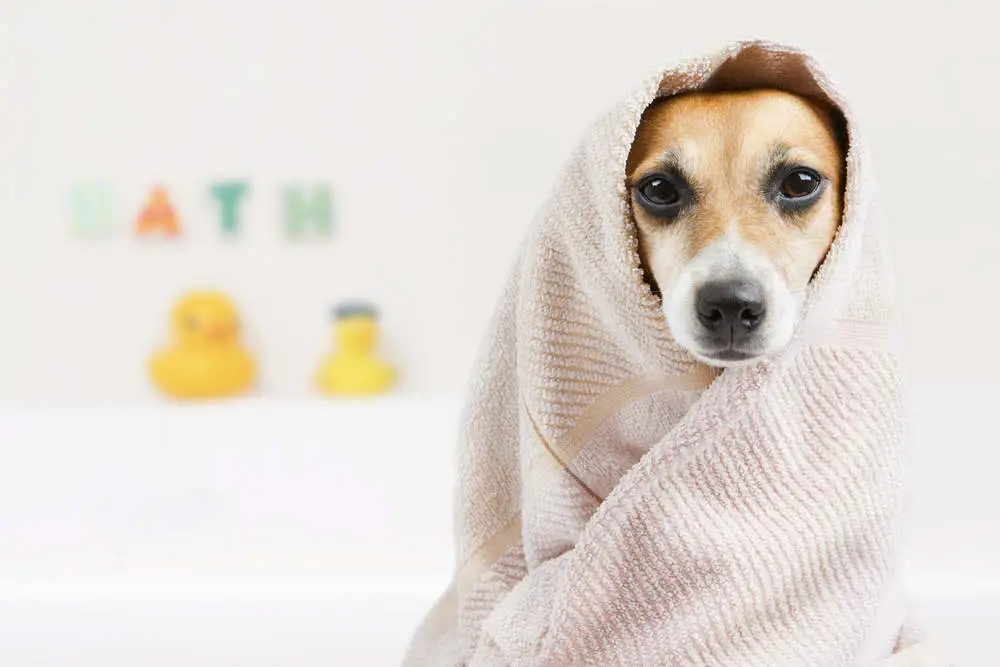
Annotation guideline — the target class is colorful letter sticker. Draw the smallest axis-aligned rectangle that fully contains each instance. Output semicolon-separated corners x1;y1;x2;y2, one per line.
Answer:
135;185;182;238
283;184;333;240
210;180;249;236
70;182;114;238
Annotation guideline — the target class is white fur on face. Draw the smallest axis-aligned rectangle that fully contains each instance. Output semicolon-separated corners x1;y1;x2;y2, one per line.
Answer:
661;223;800;367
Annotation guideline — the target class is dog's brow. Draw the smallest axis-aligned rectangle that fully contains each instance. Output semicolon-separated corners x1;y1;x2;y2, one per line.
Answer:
766;142;828;180
657;148;701;184
640;148;702;197
767;143;791;170
626;149;683;186
654;148;682;172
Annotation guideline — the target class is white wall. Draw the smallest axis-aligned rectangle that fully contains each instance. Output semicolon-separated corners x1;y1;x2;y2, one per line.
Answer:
1;0;997;404
0;0;471;403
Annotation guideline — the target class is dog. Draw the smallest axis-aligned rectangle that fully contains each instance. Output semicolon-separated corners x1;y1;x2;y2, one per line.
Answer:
626;89;847;365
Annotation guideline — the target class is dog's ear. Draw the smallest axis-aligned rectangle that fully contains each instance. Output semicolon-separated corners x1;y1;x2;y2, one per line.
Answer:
810;97;849;181
831;110;849;161
626;96;671;182
828;105;849;188
627;99;671;300
807;99;848;284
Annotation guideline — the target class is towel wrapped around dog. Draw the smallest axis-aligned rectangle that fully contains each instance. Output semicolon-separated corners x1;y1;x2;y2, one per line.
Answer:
404;41;948;667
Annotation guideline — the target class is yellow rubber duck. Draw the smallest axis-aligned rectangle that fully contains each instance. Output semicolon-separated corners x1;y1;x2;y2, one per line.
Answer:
149;290;256;399
316;302;395;396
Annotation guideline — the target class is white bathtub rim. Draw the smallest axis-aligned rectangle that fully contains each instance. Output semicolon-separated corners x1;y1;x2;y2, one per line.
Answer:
0;568;995;603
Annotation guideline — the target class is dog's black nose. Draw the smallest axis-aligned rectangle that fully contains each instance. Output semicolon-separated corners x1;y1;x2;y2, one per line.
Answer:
696;280;766;342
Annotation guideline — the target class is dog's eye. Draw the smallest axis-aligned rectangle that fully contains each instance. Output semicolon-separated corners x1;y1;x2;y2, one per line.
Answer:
640;178;680;206
779;169;821;199
635;174;688;218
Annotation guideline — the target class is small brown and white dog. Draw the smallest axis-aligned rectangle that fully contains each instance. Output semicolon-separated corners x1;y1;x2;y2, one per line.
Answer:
627;89;847;365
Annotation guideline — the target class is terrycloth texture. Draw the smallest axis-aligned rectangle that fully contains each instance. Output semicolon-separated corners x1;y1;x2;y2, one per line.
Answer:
404;41;948;667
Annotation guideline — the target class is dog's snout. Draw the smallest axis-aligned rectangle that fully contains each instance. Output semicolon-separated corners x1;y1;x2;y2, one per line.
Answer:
696;280;766;341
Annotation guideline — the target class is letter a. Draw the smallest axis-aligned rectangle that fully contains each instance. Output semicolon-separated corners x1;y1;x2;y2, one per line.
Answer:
136;186;182;238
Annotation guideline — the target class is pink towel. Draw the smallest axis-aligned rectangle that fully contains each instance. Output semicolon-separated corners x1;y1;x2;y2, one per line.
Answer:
404;40;948;667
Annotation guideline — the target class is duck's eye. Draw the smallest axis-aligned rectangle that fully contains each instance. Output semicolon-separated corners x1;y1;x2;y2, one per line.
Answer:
779;168;822;199
185;316;200;330
635;173;687;218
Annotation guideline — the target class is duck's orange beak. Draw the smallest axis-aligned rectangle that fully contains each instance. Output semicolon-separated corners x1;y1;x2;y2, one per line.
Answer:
205;323;235;342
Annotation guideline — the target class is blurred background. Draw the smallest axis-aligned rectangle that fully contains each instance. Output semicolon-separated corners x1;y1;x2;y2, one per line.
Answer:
0;1;997;665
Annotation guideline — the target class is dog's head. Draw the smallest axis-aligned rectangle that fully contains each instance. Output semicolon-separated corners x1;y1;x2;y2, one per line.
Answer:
626;89;846;366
